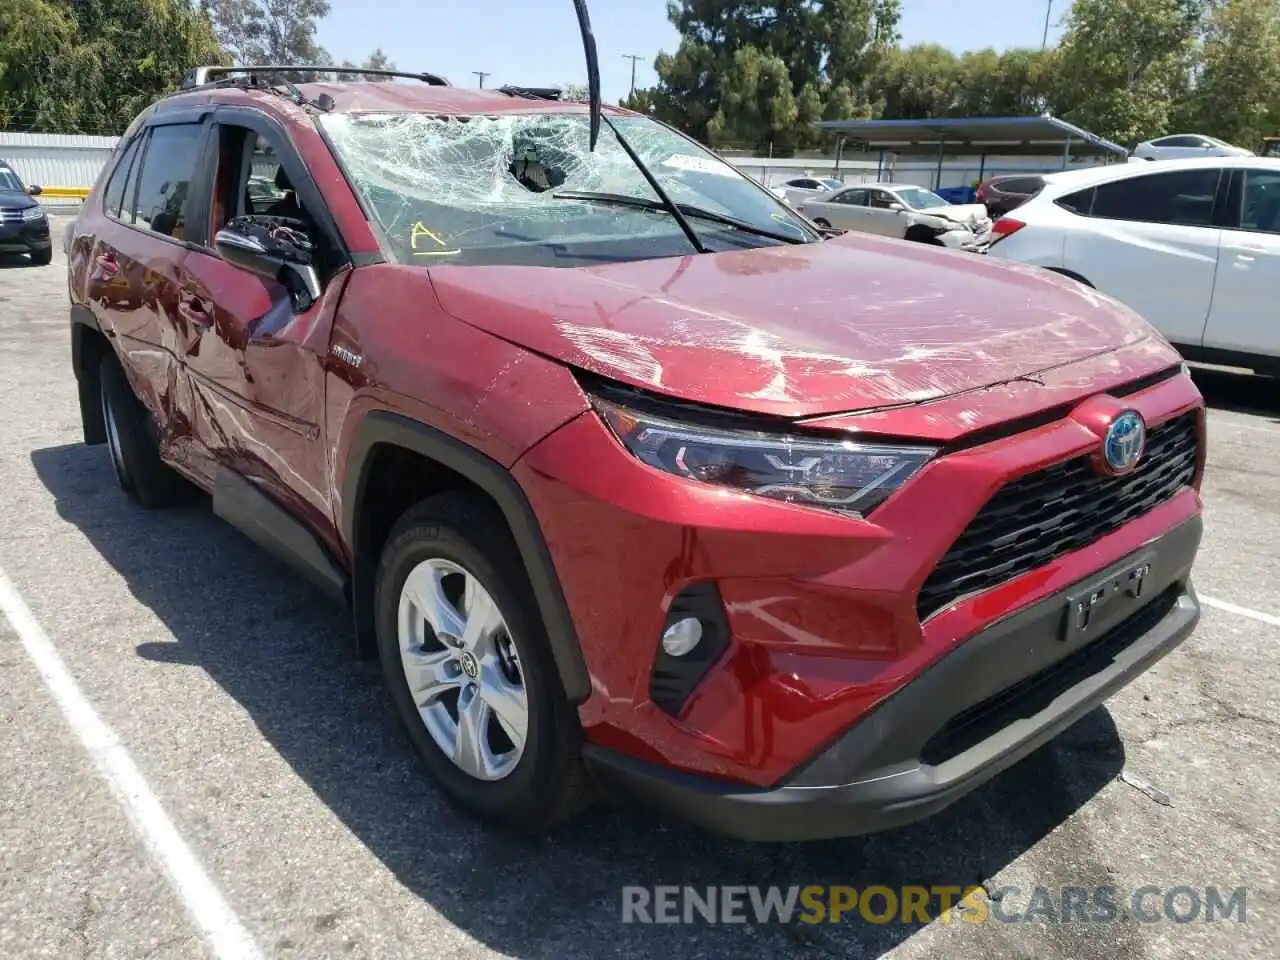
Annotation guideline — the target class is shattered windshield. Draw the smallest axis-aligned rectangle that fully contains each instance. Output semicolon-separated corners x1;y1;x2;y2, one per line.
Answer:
320;111;817;267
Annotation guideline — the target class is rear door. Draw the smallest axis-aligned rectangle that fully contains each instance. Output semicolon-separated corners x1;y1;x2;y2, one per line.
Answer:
1060;167;1225;346
1202;167;1280;359
81;113;212;476
173;109;351;530
805;188;867;230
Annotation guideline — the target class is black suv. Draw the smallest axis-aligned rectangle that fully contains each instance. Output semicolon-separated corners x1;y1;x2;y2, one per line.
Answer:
0;161;52;265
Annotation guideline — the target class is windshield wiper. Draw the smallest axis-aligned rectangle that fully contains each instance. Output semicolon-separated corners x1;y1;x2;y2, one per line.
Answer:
553;190;808;245
598;117;709;253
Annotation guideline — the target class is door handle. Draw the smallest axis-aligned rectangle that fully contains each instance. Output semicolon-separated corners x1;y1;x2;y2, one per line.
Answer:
178;292;212;326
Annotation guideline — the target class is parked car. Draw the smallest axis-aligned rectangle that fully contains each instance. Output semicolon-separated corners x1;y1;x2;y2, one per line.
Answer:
1131;134;1253;161
0;160;52;265
796;182;992;251
988;156;1280;375
65;64;1206;843
975;174;1046;218
770;176;844;205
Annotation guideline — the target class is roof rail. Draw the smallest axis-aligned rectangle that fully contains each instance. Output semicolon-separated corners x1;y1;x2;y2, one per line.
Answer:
498;85;563;101
181;65;451;90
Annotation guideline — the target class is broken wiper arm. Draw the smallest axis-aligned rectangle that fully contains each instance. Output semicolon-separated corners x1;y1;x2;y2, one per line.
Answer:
597;116;708;254
553;191;807;245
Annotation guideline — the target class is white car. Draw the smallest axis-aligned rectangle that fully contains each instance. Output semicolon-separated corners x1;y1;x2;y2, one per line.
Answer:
988;156;1280;373
796;182;992;251
1131;134;1254;161
770;176;844;206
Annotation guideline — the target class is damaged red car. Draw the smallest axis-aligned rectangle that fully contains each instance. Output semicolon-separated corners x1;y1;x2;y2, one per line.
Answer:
65;58;1204;841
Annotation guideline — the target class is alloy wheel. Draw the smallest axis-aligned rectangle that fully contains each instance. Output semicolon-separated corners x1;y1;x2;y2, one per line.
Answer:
396;558;528;781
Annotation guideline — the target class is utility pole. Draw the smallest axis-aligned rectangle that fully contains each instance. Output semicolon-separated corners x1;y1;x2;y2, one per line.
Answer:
473;70;490;88
1041;0;1055;50
622;54;643;98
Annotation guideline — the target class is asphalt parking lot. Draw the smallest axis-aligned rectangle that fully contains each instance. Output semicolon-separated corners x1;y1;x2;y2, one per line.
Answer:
1;220;1277;959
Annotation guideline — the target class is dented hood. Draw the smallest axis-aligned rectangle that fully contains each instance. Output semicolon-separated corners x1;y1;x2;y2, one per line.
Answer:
426;231;1158;418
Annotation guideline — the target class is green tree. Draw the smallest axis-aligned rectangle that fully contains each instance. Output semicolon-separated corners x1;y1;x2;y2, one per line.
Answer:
2;1;225;134
1052;0;1205;144
337;48;397;81
649;1;900;153
873;43;961;118
1184;0;1280;147
206;0;330;68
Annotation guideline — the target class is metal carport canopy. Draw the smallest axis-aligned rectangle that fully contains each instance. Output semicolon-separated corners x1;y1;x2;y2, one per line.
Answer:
814;114;1129;158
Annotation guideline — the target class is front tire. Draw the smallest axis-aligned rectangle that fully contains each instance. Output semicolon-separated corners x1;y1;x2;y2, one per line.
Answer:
30;247;53;266
374;492;593;831
98;354;190;508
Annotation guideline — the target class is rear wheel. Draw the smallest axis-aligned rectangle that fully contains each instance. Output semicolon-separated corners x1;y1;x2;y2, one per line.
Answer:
375;492;593;831
98;354;191;508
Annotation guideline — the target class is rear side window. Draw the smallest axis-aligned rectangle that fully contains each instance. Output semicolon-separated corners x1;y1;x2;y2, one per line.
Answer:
996;177;1042;194
832;189;867;206
130;123;205;240
1153;136;1204;148
1055;186;1095;215
1090;169;1221;227
102;138;141;218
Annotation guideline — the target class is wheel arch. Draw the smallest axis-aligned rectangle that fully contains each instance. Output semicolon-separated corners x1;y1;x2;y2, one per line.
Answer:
70;304;109;445
341;411;592;704
1044;266;1095;288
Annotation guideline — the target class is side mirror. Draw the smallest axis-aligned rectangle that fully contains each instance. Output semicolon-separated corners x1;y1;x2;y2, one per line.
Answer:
889;202;905;213
26;185;43;197
215;216;322;310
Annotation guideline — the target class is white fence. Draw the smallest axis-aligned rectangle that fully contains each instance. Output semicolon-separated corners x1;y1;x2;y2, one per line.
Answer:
0;132;119;206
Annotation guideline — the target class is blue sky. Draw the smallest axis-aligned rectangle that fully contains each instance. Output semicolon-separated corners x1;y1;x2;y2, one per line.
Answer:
317;1;1072;103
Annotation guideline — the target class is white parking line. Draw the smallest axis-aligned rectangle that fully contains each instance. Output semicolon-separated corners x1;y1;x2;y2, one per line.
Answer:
0;571;263;960
1201;594;1280;630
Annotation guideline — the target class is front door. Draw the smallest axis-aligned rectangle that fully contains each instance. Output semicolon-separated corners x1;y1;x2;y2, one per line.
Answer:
173;113;347;535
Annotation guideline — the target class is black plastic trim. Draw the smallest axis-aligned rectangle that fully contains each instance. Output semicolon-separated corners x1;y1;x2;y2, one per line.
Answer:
213;467;347;600
1174;342;1280;377
585;516;1202;842
649;582;731;717
341;411;592;703
69;304;107;445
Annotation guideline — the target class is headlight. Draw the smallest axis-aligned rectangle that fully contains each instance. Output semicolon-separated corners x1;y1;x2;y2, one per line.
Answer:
593;397;936;518
21;206;45;222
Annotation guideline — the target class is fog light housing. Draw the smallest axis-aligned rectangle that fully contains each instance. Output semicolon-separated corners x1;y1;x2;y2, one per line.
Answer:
649;583;731;717
661;617;703;657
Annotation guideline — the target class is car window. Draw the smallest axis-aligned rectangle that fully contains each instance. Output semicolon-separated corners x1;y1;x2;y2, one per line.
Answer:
996;177;1040;194
1240;169;1280;234
102;138;141;219
129;123;204;240
868;190;898;209
0;167;24;192
1090;169;1221;227
887;186;947;209
1154;136;1203;149
831;189;867;206
819;178;844;190
787;178;819;189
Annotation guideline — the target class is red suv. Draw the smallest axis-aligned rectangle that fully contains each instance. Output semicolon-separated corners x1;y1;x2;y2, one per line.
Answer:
66;68;1205;842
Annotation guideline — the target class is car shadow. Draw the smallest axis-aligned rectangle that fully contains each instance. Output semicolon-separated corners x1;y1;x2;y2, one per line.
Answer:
1189;366;1280;422
32;442;1126;958
0;253;38;269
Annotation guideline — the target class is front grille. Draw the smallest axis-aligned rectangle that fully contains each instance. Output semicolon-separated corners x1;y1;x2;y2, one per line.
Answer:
0;208;23;224
918;411;1199;620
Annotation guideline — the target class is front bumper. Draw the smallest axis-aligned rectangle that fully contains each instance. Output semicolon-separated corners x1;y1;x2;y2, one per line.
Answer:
0;218;52;254
586;515;1201;841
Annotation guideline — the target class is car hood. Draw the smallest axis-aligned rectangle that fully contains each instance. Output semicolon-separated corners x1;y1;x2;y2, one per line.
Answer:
427;232;1158;418
0;191;35;209
918;203;988;224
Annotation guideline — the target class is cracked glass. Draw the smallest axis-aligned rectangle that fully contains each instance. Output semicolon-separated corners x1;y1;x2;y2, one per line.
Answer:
319;111;816;267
